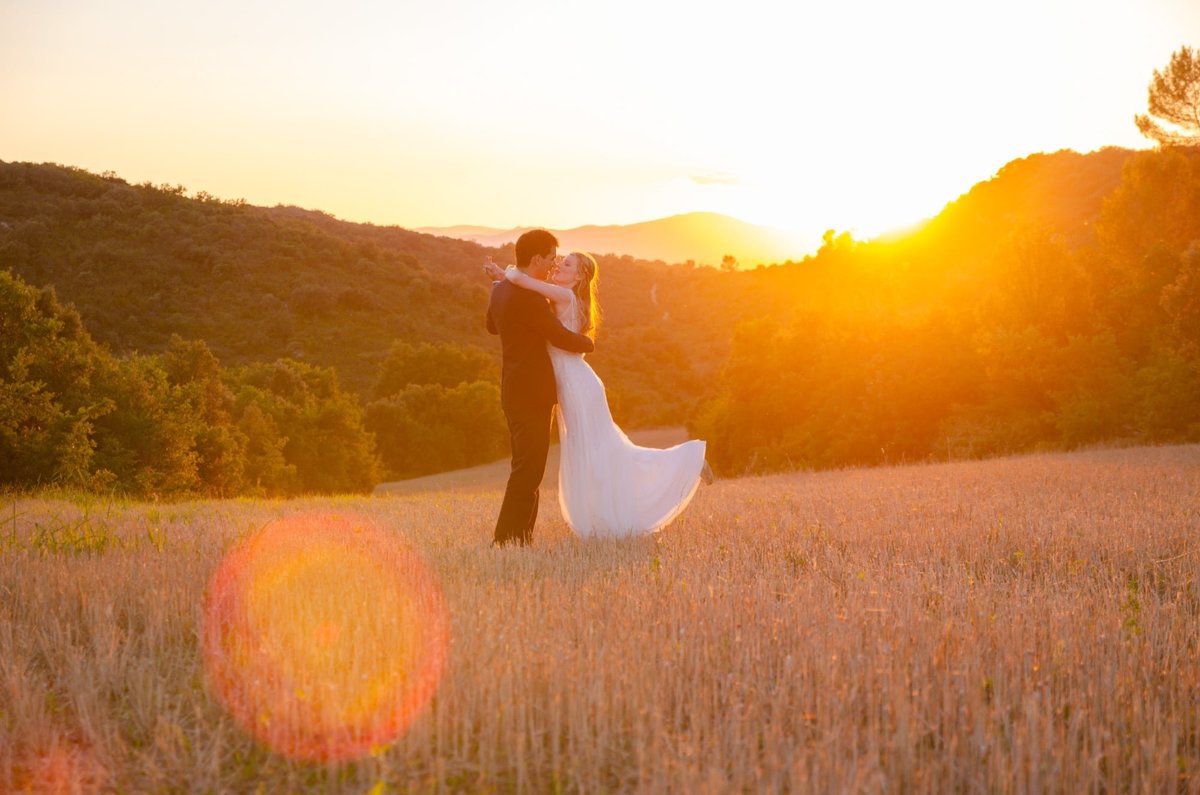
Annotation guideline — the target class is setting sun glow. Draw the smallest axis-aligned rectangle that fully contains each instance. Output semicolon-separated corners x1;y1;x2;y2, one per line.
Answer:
2;0;1198;254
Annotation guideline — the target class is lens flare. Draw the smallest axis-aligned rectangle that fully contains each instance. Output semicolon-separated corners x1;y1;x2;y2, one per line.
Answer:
202;512;448;762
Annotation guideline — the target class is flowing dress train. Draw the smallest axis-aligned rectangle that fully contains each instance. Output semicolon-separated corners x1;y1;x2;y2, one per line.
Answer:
549;295;706;537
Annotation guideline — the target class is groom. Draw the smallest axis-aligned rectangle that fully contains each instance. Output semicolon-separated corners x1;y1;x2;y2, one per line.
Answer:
486;229;595;547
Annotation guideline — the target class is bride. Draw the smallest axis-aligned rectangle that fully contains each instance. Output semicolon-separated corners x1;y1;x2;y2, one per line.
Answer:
485;252;712;538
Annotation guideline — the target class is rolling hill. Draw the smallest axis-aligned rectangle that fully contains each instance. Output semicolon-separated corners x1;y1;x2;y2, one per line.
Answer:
417;211;816;266
0;147;1134;432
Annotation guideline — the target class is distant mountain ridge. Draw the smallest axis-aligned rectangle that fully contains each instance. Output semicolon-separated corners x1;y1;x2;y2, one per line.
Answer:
417;211;816;266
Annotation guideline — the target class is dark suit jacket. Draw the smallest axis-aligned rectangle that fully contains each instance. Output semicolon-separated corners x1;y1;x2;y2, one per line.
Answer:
486;280;595;414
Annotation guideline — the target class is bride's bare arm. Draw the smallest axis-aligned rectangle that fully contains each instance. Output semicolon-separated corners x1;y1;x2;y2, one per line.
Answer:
505;266;573;305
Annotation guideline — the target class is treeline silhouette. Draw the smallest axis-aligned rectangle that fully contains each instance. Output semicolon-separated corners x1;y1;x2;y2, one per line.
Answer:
2;144;1196;495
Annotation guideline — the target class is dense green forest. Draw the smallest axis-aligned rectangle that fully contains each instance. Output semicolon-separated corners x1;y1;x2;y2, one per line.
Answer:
2;143;1197;495
0;270;378;495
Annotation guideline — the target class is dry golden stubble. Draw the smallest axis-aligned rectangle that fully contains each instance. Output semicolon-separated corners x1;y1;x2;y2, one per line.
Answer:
0;444;1196;792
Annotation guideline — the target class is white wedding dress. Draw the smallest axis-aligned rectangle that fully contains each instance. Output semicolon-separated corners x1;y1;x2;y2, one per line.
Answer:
548;294;706;538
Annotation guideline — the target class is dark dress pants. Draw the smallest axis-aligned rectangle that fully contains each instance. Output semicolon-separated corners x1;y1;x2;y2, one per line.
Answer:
494;403;553;546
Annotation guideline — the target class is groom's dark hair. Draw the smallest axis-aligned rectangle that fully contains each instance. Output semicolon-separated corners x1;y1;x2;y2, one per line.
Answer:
515;229;559;269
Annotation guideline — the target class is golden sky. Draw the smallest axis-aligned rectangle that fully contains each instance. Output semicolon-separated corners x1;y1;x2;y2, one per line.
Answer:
2;0;1198;253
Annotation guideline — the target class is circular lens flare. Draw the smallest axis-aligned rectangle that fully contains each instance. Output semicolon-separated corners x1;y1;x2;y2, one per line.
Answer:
202;512;448;762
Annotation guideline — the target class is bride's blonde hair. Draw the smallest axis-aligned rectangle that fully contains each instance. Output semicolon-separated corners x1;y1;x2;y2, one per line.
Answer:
569;252;600;340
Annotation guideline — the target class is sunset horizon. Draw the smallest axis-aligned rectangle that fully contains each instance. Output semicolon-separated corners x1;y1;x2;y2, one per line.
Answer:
0;141;1141;266
4;0;1198;250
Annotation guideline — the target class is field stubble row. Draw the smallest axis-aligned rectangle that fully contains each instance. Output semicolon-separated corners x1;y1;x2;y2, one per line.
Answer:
1;444;1198;792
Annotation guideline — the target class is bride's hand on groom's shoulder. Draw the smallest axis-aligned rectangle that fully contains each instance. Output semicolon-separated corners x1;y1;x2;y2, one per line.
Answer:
481;257;505;281
504;265;521;283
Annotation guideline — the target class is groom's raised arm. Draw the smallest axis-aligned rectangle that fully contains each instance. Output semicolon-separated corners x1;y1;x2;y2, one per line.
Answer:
525;298;594;354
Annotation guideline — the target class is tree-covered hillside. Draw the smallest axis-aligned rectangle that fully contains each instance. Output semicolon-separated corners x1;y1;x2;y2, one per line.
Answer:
0;161;734;428
691;147;1200;473
7;145;1187;494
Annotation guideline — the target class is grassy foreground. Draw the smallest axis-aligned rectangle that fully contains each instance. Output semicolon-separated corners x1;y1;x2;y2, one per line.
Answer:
1;445;1198;793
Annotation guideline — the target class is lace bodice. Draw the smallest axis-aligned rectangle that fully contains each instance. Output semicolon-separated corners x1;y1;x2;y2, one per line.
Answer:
556;294;583;335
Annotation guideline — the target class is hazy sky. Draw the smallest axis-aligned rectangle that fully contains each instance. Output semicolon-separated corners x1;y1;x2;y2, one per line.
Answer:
3;0;1198;251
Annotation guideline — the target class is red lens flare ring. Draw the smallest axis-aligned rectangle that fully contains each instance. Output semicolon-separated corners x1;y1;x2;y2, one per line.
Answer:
202;512;449;762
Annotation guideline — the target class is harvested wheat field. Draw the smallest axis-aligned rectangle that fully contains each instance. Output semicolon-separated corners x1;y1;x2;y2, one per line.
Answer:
2;444;1198;793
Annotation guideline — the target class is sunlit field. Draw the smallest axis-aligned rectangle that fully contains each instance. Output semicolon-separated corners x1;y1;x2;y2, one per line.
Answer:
2;444;1198;793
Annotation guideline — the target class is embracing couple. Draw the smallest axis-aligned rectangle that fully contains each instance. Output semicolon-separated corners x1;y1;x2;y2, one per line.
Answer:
484;229;713;547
